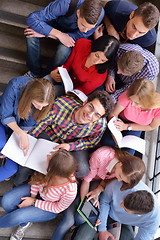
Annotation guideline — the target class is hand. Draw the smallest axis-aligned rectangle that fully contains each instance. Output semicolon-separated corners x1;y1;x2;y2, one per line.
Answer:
18;197;36;208
50;69;62;82
53;143;70;151
99;231;115;240
19;132;29;156
24;27;45;38
94;24;104;40
105;76;115;93
86;188;102;208
57;32;75;47
114;118;127;131
107;25;120;41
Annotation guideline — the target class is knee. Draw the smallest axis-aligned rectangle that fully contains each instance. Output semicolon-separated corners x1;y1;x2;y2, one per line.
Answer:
1;191;14;212
75;165;89;179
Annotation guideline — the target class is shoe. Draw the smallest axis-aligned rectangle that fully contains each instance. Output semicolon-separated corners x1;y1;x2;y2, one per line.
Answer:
24;70;35;78
10;222;32;240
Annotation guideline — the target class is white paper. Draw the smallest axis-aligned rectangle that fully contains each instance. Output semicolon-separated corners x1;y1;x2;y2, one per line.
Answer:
108;117;145;154
58;67;73;93
1;132;59;174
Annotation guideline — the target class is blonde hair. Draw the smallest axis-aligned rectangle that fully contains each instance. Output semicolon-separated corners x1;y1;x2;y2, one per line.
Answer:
127;78;160;109
18;78;55;122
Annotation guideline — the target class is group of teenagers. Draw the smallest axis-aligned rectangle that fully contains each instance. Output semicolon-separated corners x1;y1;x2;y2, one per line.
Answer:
0;0;160;239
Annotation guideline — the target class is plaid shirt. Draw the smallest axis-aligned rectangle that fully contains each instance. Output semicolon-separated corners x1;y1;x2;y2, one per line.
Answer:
109;43;159;103
30;96;107;151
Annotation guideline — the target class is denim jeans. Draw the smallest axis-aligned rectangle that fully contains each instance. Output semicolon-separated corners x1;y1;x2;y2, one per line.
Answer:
0;184;57;228
100;127;142;155
0;123;18;181
26;37;72;77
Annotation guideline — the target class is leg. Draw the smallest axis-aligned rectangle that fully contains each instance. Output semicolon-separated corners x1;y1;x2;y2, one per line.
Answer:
13;166;34;186
120;224;135;240
121;130;142;155
42;43;72;76
26;37;42;76
100;127;115;147
72;150;90;179
0;159;18;182
72;222;97;240
51;197;79;240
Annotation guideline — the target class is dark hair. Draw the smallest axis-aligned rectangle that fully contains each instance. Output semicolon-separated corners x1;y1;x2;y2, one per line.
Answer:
124;190;154;214
88;90;114;117
114;148;145;191
91;35;119;73
79;0;102;25
118;51;144;76
30;149;77;189
133;2;159;29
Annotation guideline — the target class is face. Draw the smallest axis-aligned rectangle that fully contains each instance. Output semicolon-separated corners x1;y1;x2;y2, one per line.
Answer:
32;100;48;110
117;64;131;76
129;95;142;108
126;13;149;40
114;162;129;183
77;10;96;33
75;98;105;124
88;51;108;66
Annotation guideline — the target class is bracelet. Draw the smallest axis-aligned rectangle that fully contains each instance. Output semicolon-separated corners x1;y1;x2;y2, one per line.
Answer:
32;198;36;206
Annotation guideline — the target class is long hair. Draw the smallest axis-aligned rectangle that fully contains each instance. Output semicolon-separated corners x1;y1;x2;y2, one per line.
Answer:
114;147;145;190
29;149;77;192
18;78;55;122
127;78;160;109
91;35;119;73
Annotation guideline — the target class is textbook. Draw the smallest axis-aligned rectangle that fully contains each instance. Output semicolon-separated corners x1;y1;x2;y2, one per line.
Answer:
58;67;88;102
108;117;145;154
77;196;99;229
1;132;59;174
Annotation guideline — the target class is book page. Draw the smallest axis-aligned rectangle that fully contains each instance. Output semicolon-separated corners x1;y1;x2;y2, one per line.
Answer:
58;67;73;93
108;117;123;147
26;138;59;174
121;135;145;154
1;132;37;166
68;89;88;102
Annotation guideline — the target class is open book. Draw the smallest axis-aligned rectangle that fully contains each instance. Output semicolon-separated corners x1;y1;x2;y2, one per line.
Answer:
58;67;88;102
1;132;59;174
108;117;145;154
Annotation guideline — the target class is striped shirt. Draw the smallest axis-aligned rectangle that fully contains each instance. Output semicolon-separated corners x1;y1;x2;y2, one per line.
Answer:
109;43;159;103
29;95;107;151
31;181;77;213
84;146;117;182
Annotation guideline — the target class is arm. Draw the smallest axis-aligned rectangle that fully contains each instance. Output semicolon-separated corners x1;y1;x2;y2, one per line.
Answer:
80;180;90;199
18;185;39;208
108;102;125;120
103;15;120;40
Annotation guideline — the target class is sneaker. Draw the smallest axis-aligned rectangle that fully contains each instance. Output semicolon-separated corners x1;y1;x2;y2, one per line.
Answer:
10;222;32;240
24;70;35;78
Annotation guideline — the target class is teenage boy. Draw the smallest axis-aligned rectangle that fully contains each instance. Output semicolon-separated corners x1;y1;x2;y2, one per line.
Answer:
14;91;113;185
25;0;104;77
105;43;159;103
72;180;160;240
103;1;159;48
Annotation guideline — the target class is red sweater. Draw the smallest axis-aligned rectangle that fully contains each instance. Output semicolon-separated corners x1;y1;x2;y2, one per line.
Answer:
64;38;108;95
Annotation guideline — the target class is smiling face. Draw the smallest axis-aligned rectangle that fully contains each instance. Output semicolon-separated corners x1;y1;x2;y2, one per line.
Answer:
126;12;150;40
88;51;108;66
32;99;48;110
77;9;96;33
75;98;105;124
114;162;129;184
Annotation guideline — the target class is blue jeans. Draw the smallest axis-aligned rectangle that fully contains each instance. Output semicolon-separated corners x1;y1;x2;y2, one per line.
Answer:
0;123;18;181
26;37;72;77
100;127;142;155
0;184;57;228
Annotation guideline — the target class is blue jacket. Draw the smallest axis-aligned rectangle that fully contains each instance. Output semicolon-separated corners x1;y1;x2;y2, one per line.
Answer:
0;76;37;131
26;0;104;40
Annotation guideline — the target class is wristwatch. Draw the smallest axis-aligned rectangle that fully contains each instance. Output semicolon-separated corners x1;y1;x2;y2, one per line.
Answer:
127;125;132;131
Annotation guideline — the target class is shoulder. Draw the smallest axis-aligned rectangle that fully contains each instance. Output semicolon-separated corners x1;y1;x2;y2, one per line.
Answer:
55;95;82;108
104;0;137;14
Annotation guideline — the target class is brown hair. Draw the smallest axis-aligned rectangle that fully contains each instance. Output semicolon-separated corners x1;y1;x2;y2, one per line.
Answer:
118;50;144;76
30;149;77;191
133;2;159;29
114;148;145;191
124;190;154;214
79;0;102;25
87;90;114;117
18;78;55;122
127;78;160;109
